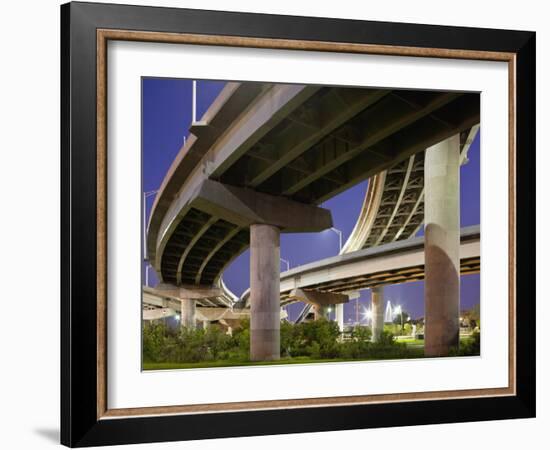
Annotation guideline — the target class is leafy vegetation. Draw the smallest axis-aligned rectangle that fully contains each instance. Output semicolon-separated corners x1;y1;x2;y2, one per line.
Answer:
143;318;480;369
143;318;441;368
451;331;481;356
143;322;247;364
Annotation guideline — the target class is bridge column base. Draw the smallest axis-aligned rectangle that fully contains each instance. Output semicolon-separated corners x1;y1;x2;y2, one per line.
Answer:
180;298;197;330
371;287;384;343
314;304;329;321
335;303;344;332
424;134;460;356
250;224;281;361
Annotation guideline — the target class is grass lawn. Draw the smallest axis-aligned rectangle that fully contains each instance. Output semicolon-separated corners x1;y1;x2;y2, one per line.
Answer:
143;350;428;370
143;357;351;370
399;335;475;347
398;338;425;345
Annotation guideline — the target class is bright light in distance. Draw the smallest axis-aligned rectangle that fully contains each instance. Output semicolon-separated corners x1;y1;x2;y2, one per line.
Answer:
327;307;332;313
393;305;402;316
175;314;180;321
362;308;372;319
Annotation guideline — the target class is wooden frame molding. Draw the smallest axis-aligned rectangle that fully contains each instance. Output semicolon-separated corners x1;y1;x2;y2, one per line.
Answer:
96;29;516;420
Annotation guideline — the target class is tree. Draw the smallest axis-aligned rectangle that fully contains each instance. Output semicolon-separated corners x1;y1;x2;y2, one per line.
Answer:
462;304;480;329
392;310;410;334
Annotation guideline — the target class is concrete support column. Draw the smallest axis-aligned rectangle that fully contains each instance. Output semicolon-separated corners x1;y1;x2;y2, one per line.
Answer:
371;287;384;343
180;298;196;329
250;224;281;361
314;304;329;321
335;303;344;332
424;134;460;356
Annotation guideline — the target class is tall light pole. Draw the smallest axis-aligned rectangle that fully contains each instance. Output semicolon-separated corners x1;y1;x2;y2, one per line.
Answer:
278;258;290;321
329;227;343;253
143;190;158;258
192;80;197;123
191;81;207;127
280;258;290;272
145;263;154;287
143;190;158;286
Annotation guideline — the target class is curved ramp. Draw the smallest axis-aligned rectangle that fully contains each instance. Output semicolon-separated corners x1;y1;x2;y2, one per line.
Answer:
342;126;479;252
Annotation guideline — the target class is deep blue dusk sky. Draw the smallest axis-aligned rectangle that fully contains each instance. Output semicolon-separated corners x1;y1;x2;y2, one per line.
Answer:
142;78;480;322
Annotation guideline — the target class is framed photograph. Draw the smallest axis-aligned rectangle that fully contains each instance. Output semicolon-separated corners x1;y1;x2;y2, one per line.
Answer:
61;1;535;447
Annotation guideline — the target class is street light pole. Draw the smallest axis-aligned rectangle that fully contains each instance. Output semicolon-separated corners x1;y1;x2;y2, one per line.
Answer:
143;190;158;287
280;258;290;272
145;264;153;287
143;190;158;259
329;227;343;253
192;80;197;123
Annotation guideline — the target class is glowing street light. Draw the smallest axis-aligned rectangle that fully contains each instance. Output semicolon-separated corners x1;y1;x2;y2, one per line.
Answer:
362;307;372;325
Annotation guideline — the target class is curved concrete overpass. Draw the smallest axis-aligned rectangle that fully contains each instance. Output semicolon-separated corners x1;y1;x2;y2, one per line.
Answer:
238;225;479;308
342;126;479;253
146;81;479;359
147;82;479;288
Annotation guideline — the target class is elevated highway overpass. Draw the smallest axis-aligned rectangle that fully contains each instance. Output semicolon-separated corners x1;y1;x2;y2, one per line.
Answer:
342;126;478;252
237;225;479;309
142;286;253;332
146;81;480;360
147;83;478;287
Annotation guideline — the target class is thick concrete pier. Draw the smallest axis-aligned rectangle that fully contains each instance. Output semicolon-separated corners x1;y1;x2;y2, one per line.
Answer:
371;287;384;343
180;299;197;329
314;304;329;321
335;303;344;332
250;224;281;361
424;134;460;356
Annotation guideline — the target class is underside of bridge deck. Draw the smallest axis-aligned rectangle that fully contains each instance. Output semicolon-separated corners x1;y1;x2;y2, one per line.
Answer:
152;84;479;290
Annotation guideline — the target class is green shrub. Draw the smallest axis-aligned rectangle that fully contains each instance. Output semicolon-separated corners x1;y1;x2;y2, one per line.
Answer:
376;330;396;346
280;320;298;357
306;341;321;359
231;318;250;359
142;323;168;363
143;318;458;365
351;325;372;342
457;331;481;356
298;318;340;358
